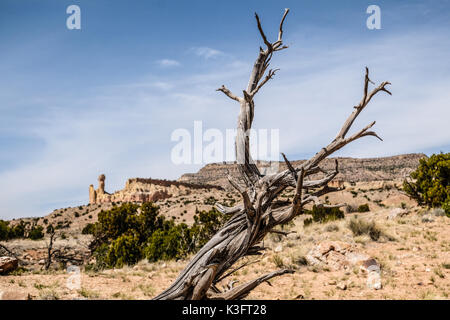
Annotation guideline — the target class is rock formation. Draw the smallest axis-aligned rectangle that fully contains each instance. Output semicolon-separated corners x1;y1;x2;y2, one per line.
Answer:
89;185;96;204
0;256;18;274
178;153;426;190
97;174;106;195
88;175;222;205
305;241;382;290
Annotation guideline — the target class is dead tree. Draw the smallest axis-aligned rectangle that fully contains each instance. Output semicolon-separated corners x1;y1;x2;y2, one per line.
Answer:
0;243;21;262
154;9;391;300
44;225;57;270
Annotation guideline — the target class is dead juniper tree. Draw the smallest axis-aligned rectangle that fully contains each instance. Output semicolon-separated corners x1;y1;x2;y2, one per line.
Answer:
154;9;391;300
44;225;57;270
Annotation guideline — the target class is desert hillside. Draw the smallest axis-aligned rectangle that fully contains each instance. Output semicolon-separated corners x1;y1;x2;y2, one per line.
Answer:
5;153;426;238
1;198;449;300
2;152;449;300
179;153;426;189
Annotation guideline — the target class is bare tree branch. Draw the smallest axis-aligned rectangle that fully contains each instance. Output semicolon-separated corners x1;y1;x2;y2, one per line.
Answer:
277;8;290;43
208;269;294;300
214;258;260;284
336;67;391;140
254;13;272;50
250;68;279;96
217;85;242;102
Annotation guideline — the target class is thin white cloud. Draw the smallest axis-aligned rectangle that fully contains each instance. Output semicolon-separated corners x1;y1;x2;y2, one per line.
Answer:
191;47;224;59
152;81;174;90
156;59;180;67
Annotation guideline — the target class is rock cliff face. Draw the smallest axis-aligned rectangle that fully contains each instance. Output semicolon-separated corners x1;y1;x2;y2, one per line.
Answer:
178;153;426;190
89;176;222;204
89;154;425;203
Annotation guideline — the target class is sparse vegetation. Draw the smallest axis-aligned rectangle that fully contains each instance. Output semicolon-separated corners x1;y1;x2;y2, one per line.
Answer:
203;196;217;205
357;204;370;212
348;216;382;241
403;153;449;216
28;225;44;240
304;206;345;226
86;202;228;269
0;220;43;240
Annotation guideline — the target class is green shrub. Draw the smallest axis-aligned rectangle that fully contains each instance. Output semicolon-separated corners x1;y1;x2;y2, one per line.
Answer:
303;205;344;226
442;198;450;217
107;233;142;268
403;153;449;208
203;196;217;205
348;217;381;241
10;221;26;238
357;204;370;212
81;223;96;235
0;220;41;240
88;203;228;269
145;223;192;262
46;224;54;234
90;243;110;271
29;225;44;240
0;220;9;240
191;208;228;248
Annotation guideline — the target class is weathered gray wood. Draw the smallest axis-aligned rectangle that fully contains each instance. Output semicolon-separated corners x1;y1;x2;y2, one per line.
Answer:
154;9;391;300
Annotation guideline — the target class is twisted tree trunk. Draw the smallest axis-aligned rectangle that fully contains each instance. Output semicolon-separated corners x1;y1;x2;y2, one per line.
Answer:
154;9;391;300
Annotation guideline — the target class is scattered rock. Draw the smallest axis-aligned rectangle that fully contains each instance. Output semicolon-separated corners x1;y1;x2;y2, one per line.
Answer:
328;280;337;285
0;256;18;274
387;208;408;220
274;245;283;253
367;274;382;290
306;242;383;291
430;208;445;217
359;258;380;273
421;215;434;223
305;241;377;272
337;282;347;290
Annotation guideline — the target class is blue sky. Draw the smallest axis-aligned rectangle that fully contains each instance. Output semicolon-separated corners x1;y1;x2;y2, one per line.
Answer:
0;0;449;219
